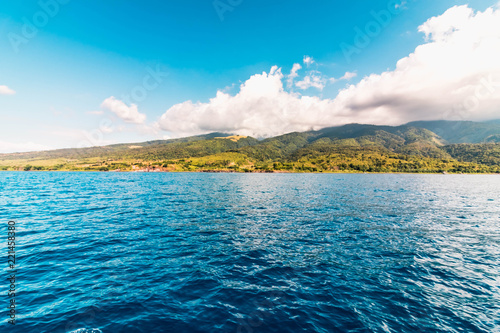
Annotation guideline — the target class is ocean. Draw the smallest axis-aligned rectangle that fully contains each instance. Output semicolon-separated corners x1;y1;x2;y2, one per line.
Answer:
1;172;499;332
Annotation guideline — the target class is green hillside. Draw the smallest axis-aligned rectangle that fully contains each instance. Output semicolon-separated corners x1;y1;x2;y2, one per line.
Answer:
444;144;500;166
1;121;499;173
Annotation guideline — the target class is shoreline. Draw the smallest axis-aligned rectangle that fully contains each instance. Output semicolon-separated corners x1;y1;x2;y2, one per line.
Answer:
1;170;498;175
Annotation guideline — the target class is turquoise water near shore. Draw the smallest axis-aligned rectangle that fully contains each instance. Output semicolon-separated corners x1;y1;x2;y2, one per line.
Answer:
1;172;499;332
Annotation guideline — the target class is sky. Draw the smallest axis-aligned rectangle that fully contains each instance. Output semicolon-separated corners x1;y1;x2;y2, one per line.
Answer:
0;0;499;153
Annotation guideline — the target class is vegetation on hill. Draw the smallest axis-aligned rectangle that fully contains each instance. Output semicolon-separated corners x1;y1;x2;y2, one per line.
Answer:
1;121;499;174
444;144;500;166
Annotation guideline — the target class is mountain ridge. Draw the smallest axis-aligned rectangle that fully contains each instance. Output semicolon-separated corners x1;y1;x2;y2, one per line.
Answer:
1;120;499;173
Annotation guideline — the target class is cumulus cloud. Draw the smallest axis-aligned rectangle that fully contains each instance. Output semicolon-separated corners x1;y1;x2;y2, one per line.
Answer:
303;56;314;67
418;4;473;42
296;71;327;90
330;71;358;83
287;63;302;88
0;85;15;95
157;4;500;138
339;71;357;80
101;96;146;124
158;66;334;138
333;5;500;123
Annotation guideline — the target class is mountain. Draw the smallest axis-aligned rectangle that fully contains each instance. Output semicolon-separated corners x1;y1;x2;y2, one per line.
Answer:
405;120;500;143
1;133;259;161
1;120;499;173
240;124;448;160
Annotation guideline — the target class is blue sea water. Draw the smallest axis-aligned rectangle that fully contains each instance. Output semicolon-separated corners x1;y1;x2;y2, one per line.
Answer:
0;172;499;333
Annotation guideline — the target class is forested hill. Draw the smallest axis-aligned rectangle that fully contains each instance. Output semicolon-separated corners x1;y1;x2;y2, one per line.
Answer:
1;120;499;173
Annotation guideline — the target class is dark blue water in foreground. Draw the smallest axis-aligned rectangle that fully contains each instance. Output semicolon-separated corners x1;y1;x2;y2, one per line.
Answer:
1;172;499;333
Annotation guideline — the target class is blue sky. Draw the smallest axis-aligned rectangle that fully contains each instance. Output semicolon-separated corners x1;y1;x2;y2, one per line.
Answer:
0;0;499;152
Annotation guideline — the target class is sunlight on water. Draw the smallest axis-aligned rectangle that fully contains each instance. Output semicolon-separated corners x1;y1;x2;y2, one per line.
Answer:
0;172;499;332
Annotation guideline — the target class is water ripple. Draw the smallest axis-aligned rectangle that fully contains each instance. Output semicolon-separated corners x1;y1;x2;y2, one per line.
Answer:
0;172;499;332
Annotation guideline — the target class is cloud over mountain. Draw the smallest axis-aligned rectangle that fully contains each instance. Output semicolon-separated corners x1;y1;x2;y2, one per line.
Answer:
336;5;500;124
158;66;337;138
158;4;500;138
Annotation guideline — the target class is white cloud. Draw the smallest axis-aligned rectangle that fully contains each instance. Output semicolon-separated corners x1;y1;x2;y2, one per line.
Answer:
287;63;302;88
158;66;334;138
296;71;327;90
157;4;500;138
332;5;500;124
340;71;357;80
418;4;473;42
395;1;407;10
330;71;358;83
0;85;15;95
101;96;146;124
0;141;51;154
303;56;314;67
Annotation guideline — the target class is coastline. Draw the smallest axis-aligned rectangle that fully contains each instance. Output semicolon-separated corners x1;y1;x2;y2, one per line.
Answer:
1;169;498;175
